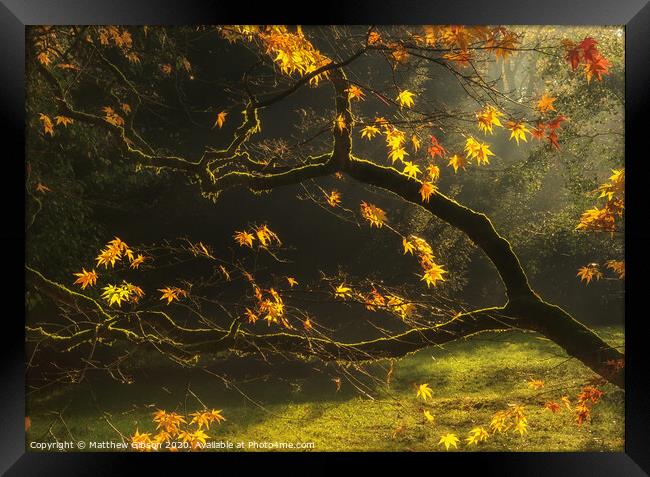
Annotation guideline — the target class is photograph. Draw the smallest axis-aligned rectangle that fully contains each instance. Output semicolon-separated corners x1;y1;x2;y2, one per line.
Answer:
24;24;627;453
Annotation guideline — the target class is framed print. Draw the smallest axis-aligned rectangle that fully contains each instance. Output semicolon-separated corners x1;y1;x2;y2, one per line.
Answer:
3;0;650;474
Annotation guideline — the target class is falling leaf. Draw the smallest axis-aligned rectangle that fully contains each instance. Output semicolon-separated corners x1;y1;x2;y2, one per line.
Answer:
287;277;298;287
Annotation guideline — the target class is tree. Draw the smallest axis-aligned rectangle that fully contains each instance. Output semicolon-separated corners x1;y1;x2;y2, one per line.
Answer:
25;25;624;394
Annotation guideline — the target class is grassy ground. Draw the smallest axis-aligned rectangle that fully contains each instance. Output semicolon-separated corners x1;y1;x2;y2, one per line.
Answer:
26;326;624;452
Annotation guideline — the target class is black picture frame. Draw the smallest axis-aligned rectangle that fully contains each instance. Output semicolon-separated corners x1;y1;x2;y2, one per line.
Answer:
3;1;649;474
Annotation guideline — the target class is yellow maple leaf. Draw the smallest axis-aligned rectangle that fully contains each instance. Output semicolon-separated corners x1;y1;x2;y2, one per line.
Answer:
606;260;625;279
38;113;54;137
423;410;435;422
465;137;494;166
334;283;353;299
476;105;503;134
233;230;255;248
447;154;467;173
158;286;186;304
287;277;298;287
360;125;380;140
335;114;347;132
416;383;433;401
396;90;416;108
427;164;441;181
527;379;545;390
130;254;146;269
466;427;490;445
411;134;421;152
507;121;529;145
388;147;408;164
403;237;415;255
402;161;421;179
438;433;459;450
421;263;447;287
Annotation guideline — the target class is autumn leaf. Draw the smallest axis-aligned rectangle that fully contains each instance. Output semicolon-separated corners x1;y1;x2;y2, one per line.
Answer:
577;264;603;284
101;284;131;307
447;154;467;173
513;419;528;436
38;113;54;137
214;111;228;129
465;137;494;166
421;262;447;287
416;383;433;401
438;433;460;450
360;201;387;228
402;161;421;179
606;260;625;279
408;135;421;153
427;164;440;181
335;114;347;132
158;286;187;304
527;379;545;390
427;136;446;159
360;125;380;140
325;190;342;207
233;230;255;248
388;147;408;164
402;237;415;255
423;410;435;422
476;105;503;134
545;401;561;413
536;93;556;113
396;90;415;108
130;254;146;269
419;181;436;203
102;106;125;127
286;277;298;287
507;121;529;145
346;85;365;101
35;182;52;193
367;31;381;45
54;115;74;127
73;268;98;290
334;283;353;299
466;427;489;445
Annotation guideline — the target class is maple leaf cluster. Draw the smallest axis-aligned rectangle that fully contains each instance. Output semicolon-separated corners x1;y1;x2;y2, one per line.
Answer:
131;408;225;451
402;235;447;288
96;26;141;64
245;284;290;329
219;26;331;85
563;37;611;83
233;224;282;249
577;169;624;233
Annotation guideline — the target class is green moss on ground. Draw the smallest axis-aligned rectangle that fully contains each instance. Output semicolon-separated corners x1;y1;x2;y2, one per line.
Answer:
26;326;624;452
